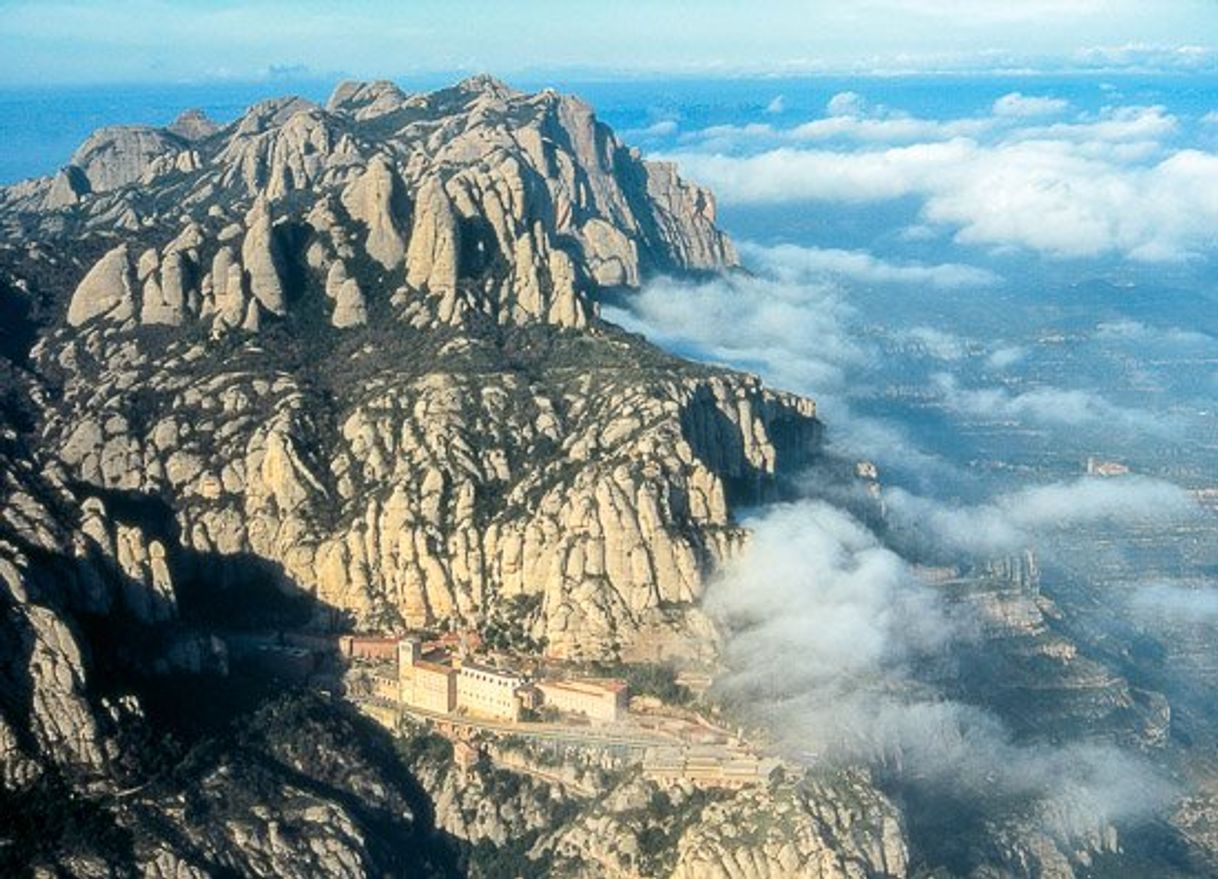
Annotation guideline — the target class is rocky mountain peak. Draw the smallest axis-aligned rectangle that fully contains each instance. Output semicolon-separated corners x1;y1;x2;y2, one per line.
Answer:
455;72;519;100
7;76;737;337
67;124;192;194
167;107;220;141
326;78;411;119
231;95;320;136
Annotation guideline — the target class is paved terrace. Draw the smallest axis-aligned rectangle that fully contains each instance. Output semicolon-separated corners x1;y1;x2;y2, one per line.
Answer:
357;695;680;752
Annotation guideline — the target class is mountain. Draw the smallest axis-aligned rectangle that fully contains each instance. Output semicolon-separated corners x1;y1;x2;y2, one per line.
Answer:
2;74;815;662
0;76;912;877
0;75;1192;878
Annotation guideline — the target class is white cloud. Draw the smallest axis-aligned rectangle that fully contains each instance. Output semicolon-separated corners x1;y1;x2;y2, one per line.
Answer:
632;118;678;137
885;476;1199;557
668;134;1218;260
827;91;867;117
658;92;1218;261
790;113;991;143
993;91;1070;117
741;241;999;289
898;223;940;242
1013;105;1177;142
920;141;1218;260
1129;581;1218;622
1095;319;1214;347
708;498;1174;824
1071;43;1218;72
678;91;995;150
932;372;1127;426
599;262;960;485
708;502;944;688
600;271;863;394
665;140;972;204
897;326;969;360
674;95;1167;159
677;121;777;152
987;345;1027;369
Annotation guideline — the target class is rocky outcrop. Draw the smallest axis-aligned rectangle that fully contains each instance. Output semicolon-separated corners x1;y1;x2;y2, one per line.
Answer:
641;160;739;271
6;81;802;660
39;325;817;659
66;243;136;326
525;768;909;879
1;558;109;781
326;79;410;120
214;97;362;200
0;390;453;875
44;165;90;209
167;108;220;141
139;249;189;326
331;277;367;328
398;733;909;879
3;75;737;330
665;773;908;879
209;245;247;330
340;154;408;270
68;124;191;193
241;195;286;315
404;175;460;314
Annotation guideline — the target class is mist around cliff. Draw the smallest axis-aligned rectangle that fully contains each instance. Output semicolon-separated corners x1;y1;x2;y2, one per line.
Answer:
605;246;1205;835
601;246;1203;498
599;86;1218;855
1130;580;1218;623
883;475;1199;557
704;499;1175;828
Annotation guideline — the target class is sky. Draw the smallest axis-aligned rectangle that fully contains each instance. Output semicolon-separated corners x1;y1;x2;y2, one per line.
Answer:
0;0;1217;86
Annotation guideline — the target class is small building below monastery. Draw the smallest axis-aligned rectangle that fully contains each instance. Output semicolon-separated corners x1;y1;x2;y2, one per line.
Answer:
537;679;628;723
340;635;401;661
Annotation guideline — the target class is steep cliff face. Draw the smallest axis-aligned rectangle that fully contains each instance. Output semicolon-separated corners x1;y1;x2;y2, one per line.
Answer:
0;389;457;875
1;76;801;661
35;321;815;659
0;425;113;792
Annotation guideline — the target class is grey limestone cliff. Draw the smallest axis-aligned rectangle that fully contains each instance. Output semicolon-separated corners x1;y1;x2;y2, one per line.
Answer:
4;74;793;663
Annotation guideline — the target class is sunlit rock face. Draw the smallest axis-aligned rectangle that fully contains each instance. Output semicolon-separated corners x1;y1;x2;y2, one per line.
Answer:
22;74;738;334
6;74;798;663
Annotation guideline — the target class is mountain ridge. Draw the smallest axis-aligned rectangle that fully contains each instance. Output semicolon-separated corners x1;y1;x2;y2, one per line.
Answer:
3;75;1170;879
0;76;925;878
0;74;814;661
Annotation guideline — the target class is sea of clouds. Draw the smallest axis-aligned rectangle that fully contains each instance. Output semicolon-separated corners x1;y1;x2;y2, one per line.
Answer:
658;89;1218;261
604;251;1200;830
602;86;1218;837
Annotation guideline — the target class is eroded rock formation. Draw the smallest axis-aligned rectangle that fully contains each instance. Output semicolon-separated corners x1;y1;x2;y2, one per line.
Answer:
12;75;770;662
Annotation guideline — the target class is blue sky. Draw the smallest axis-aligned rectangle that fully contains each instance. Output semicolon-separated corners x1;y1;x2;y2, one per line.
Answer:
0;0;1216;85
